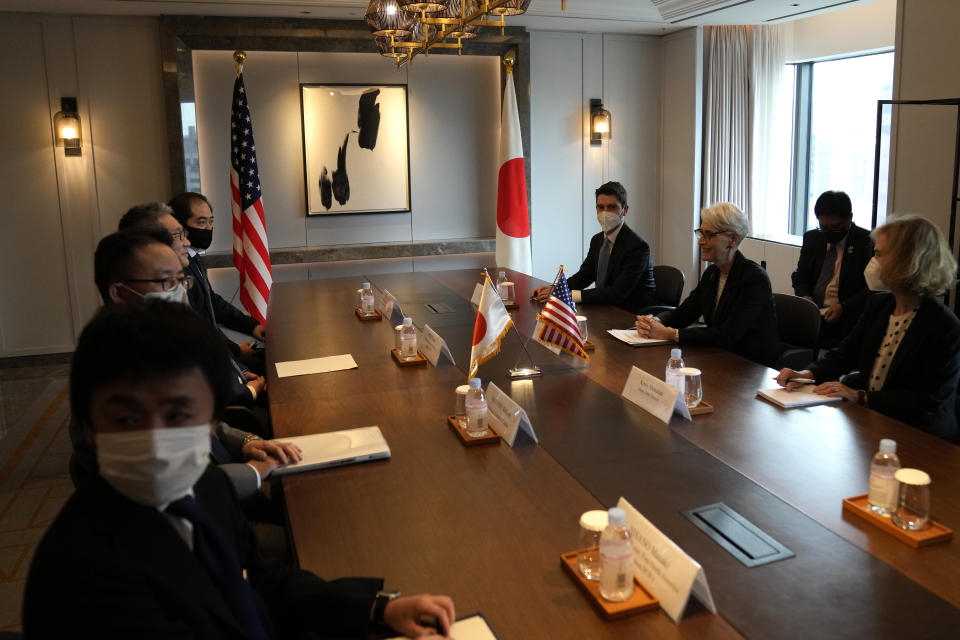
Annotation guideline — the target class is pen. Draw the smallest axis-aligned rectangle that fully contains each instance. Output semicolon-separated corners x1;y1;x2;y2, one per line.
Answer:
788;378;815;385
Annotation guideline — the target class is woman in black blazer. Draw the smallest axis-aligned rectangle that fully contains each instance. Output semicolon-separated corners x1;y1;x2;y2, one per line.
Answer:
778;215;960;442
635;202;779;367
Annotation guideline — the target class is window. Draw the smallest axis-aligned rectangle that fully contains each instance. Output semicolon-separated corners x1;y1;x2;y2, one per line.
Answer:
788;52;894;235
181;102;201;193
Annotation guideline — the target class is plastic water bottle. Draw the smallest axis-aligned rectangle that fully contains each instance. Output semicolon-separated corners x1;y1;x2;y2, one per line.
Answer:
399;317;418;360
496;270;508;300
599;507;634;602
360;282;375;315
665;348;685;393
465;378;488;438
868;439;901;516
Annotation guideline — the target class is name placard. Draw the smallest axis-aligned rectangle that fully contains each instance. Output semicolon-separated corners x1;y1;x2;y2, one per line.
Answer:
617;497;716;623
485;382;537;446
620;366;691;423
419;324;455;367
380;289;405;325
470;283;483;306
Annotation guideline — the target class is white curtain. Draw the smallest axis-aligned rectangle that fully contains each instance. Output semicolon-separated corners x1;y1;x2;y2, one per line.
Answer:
703;26;753;217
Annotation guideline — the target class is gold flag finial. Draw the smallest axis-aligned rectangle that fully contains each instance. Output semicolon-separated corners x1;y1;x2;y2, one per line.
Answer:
503;56;514;74
233;50;246;75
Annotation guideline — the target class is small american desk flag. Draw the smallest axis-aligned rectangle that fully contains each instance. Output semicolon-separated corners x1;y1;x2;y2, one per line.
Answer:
534;268;589;361
230;66;273;325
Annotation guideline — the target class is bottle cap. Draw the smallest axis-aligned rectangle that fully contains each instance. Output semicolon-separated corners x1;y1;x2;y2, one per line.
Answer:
469;377;482;389
607;507;627;526
670;348;682;358
879;438;897;454
403;317;412;325
362;282;371;289
894;468;931;486
579;510;608;532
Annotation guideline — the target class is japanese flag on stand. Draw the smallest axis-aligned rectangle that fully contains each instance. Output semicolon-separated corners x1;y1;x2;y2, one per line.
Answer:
495;66;532;274
468;275;514;379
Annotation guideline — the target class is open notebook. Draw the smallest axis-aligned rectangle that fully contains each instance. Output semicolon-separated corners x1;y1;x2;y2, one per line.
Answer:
389;614;498;640
271;426;390;475
607;328;672;347
756;386;843;409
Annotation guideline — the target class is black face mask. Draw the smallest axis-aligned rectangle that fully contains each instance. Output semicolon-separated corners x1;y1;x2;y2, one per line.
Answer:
821;227;849;244
187;226;213;250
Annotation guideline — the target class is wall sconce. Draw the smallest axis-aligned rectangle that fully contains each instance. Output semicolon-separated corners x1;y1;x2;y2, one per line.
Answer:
54;97;82;157
590;98;611;146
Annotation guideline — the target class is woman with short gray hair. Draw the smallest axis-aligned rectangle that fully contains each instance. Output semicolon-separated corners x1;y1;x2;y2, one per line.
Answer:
636;202;779;366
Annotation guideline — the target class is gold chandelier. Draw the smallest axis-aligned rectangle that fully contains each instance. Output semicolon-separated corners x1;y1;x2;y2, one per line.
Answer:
364;0;548;67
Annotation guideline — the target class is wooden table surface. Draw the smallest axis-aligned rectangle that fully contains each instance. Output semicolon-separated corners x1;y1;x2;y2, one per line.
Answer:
267;268;960;639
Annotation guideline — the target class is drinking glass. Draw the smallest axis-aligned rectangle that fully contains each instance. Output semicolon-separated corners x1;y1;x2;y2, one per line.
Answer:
394;325;404;350
892;468;931;531
576;315;588;342
679;367;702;408
500;281;515;304
454;385;470;428
578;510;608;580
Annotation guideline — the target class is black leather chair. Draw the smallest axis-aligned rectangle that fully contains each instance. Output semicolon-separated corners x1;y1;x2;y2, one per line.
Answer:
638;265;685;315
773;293;821;371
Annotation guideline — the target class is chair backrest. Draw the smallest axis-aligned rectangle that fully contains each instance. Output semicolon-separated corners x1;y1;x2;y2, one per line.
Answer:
773;293;820;348
653;265;685;307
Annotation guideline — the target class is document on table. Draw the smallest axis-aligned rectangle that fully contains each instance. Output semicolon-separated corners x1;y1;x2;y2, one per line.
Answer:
275;354;358;378
756;385;843;409
388;614;498;640
607;328;672;347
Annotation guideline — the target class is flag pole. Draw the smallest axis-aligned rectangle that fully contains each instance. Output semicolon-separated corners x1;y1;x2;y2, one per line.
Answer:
501;266;568;379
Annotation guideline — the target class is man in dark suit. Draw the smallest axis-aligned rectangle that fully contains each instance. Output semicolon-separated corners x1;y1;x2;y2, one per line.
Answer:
530;181;657;313
25;302;455;639
791;190;874;348
170;191;267;375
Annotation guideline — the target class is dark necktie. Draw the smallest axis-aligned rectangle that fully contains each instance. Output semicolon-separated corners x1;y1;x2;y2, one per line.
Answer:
812;243;838;306
596;237;612;288
166;495;270;640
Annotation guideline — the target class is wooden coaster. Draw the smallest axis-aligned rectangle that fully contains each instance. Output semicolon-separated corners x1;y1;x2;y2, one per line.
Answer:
560;551;659;619
355;308;382;321
446;416;500;446
391;348;427;366
842;494;952;547
689;400;714;416
583;340;595;351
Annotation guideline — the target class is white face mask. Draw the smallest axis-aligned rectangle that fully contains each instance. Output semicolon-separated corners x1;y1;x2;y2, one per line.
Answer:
143;284;189;305
95;424;211;507
863;257;889;292
598;211;622;234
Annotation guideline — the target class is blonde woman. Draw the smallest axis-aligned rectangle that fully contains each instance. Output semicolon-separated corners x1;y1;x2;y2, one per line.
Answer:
778;214;960;442
636;203;779;366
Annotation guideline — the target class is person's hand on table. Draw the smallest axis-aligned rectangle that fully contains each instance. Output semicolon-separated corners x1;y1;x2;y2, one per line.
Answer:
822;303;843;323
530;285;553;303
776;368;815;391
384;594;455;638
246;456;280;480
252;324;267;341
813;380;857;402
242;439;302;465
246;375;266;396
636;315;676;340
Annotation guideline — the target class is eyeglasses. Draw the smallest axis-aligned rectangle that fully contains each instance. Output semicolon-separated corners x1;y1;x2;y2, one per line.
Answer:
169;229;186;241
122;274;194;291
694;228;729;240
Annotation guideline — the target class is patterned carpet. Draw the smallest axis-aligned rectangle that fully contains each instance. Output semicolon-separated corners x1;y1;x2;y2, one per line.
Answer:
0;366;72;632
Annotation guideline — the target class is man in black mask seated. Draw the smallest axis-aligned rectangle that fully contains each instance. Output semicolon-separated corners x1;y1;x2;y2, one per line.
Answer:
25;301;456;638
791;190;874;349
170;191;266;375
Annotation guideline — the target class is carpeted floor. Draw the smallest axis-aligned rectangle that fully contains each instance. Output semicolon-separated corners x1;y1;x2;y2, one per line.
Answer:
0;363;72;632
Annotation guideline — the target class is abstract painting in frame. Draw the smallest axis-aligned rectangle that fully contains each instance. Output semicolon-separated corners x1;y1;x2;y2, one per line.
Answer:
300;83;411;215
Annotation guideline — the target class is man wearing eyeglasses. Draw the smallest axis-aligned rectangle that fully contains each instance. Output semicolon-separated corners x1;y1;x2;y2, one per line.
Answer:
791;190;874;348
530;181;656;313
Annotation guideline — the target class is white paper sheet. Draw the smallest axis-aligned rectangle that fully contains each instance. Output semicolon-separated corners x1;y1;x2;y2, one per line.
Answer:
389;614;497;640
275;354;358;378
607;328;672;347
756;385;843;408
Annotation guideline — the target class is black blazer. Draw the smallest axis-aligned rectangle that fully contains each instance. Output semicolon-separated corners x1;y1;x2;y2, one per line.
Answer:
188;254;260;338
657;251;779;367
24;466;383;639
566;223;657;313
808;294;960;442
791;223;874;324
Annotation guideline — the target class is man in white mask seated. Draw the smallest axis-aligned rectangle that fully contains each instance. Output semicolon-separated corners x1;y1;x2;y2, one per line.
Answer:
25;302;456;639
530;181;657;313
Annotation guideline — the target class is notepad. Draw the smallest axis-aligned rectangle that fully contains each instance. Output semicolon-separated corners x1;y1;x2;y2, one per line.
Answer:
275;354;357;378
607;328;672;347
271;426;390;475
756;386;843;409
388;613;499;640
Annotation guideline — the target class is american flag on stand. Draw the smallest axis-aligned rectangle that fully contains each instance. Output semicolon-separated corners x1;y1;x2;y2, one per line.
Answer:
230;65;273;325
534;268;589;361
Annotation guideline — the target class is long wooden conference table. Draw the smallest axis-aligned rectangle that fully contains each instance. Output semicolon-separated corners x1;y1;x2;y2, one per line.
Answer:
265;268;960;639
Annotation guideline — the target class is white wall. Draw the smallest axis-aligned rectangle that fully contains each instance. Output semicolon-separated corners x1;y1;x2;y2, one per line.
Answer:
529;31;661;284
193;50;500;254
788;0;896;62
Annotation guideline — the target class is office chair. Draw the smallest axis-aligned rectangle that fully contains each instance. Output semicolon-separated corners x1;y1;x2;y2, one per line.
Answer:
637;265;685;315
773;293;821;371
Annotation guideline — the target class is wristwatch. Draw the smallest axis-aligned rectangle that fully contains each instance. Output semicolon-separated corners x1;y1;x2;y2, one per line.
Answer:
372;589;401;625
